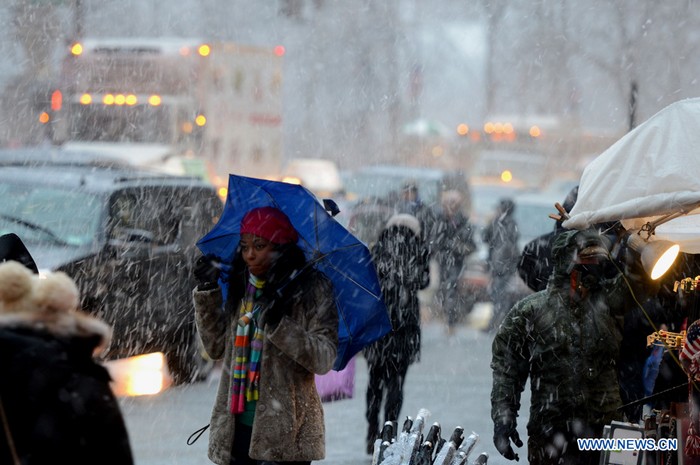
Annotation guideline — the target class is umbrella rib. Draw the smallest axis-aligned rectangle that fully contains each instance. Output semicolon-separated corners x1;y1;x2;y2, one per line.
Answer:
308;246;381;298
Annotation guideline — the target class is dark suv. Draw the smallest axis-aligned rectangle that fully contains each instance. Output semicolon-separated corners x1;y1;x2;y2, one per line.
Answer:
0;148;222;384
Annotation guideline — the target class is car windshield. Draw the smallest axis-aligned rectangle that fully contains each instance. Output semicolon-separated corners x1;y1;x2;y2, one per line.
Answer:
0;183;102;246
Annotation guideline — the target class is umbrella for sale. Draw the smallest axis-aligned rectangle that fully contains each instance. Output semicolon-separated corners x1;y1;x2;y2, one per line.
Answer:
196;174;391;370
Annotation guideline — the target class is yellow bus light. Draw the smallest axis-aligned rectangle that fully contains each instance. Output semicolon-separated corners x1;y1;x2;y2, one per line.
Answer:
484;122;495;134
125;94;138;105
114;94;126;105
218;187;228;200
70;43;83;56
456;123;469;136
38;112;50;124
529;125;542;137
195;114;207;126
501;170;513;183
148;95;162;106
103;94;115;105
80;93;92;105
198;44;211;57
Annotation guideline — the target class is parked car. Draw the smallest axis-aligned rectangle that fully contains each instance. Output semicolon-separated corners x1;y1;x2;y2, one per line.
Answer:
0;147;222;384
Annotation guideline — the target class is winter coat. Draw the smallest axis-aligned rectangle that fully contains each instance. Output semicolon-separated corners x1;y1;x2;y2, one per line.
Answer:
432;210;475;272
482;204;520;277
0;310;133;465
364;223;430;368
193;264;338;465
491;229;635;460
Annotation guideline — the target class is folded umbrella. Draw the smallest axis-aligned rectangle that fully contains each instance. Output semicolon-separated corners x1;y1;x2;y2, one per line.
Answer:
197;174;391;370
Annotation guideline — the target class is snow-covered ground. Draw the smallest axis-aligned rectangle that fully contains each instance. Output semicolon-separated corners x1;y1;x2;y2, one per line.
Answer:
322;303;529;465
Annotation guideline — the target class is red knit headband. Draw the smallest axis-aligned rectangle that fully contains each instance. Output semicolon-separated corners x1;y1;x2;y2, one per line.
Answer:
240;207;299;245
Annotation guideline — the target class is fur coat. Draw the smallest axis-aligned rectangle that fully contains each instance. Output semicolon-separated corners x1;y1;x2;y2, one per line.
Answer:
193;264;338;464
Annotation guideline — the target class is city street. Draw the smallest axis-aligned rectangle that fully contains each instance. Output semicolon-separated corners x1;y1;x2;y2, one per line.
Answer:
119;304;531;465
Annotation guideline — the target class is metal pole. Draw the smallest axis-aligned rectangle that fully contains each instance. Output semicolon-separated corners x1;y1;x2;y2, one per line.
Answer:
629;80;638;131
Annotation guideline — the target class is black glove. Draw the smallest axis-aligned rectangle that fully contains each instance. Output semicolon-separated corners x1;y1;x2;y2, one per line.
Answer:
494;422;523;461
194;255;220;290
257;300;285;330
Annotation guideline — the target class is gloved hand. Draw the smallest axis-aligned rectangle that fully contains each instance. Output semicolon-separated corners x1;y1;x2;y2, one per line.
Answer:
257;299;285;330
194;255;220;290
494;422;523;461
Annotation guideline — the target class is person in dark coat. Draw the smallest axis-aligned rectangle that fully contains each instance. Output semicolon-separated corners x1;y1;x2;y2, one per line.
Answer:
515;185;673;422
432;190;476;335
491;228;643;465
482;198;520;332
517;186;578;293
0;261;133;465
363;213;430;455
192;206;338;465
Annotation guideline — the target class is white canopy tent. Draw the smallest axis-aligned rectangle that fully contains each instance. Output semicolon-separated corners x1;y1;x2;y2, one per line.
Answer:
563;97;700;254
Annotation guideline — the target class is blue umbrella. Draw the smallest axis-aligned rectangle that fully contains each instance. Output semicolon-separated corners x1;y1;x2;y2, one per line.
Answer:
196;174;391;370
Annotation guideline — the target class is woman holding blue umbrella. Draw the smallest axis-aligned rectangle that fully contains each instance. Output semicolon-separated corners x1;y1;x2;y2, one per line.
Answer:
192;206;338;465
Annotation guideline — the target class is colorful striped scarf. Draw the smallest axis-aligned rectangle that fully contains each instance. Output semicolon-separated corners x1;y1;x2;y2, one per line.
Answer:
230;273;265;414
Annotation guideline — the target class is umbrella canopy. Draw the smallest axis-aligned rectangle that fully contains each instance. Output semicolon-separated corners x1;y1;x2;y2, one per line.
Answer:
563;97;700;253
197;174;391;370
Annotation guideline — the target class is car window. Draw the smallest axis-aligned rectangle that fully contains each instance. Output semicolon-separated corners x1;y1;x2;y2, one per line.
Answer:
0;183;102;246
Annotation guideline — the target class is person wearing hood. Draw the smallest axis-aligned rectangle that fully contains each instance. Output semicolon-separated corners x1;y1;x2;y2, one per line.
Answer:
192;206;338;465
517;186;579;293
0;261;133;465
490;228;642;465
363;213;430;455
432;190;476;335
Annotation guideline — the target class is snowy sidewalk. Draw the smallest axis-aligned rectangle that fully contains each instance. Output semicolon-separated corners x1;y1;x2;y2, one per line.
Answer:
321;308;525;465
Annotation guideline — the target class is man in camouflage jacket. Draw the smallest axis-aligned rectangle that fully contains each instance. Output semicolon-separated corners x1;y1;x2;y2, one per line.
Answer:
490;228;640;465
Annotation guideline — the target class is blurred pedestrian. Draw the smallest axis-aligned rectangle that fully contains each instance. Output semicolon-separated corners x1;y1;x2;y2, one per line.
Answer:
517;186;578;293
482;198;520;332
491;228;642;465
432;190;476;335
0;260;133;465
192;206;338;465
395;180;437;252
363;213;430;455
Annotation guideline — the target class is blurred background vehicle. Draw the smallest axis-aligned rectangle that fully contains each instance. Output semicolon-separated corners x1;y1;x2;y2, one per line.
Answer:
279;157;351;225
0;146;222;386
